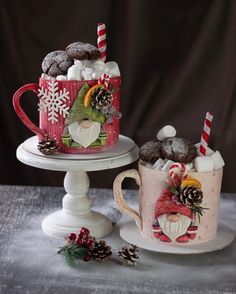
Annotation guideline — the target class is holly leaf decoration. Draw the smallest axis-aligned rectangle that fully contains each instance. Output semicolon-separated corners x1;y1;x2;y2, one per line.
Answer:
65;83;106;126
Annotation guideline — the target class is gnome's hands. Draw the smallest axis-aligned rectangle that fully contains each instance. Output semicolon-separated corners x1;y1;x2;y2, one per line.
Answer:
187;225;198;240
176;225;198;243
152;225;172;242
152;225;162;238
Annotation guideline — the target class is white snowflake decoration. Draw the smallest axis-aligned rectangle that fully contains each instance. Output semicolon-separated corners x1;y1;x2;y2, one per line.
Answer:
38;80;70;123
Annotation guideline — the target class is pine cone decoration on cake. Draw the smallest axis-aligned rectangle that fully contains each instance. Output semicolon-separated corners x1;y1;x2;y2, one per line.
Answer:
37;136;59;155
118;244;139;266
179;185;203;208
89;240;112;261
91;87;113;111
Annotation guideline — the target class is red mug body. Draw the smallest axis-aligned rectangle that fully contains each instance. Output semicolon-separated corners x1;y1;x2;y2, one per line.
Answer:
13;77;121;154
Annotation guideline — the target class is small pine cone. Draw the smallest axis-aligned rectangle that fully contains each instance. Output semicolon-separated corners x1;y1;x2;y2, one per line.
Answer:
118;244;139;266
37;136;59;155
91;87;113;111
89;240;112;261
179;185;203;208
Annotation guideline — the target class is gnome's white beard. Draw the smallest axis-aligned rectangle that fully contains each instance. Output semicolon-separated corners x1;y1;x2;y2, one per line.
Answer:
68;121;101;148
158;214;191;241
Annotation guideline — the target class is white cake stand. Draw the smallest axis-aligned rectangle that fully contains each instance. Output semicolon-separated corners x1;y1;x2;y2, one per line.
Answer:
16;135;139;239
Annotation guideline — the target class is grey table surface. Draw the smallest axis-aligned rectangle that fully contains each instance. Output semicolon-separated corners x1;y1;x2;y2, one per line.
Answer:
0;185;235;294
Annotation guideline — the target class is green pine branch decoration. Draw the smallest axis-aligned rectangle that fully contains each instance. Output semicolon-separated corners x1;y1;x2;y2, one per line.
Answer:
165;182;179;195
191;206;209;223
58;242;88;267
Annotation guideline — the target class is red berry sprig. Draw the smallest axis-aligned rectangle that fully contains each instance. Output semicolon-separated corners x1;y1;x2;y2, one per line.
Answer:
58;227;95;266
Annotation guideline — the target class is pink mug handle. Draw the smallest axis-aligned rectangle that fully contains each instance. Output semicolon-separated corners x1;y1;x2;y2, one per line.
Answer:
113;169;142;230
13;83;46;140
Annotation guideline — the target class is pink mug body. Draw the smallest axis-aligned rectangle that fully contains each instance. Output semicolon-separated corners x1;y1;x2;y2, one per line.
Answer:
113;161;223;245
13;77;121;153
138;161;223;245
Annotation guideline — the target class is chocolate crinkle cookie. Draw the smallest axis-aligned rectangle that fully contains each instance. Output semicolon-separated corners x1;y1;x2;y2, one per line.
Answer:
42;50;73;77
161;137;197;163
139;141;163;163
66;42;100;60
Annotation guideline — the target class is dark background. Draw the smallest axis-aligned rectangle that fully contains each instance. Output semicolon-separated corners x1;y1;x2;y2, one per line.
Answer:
0;0;236;192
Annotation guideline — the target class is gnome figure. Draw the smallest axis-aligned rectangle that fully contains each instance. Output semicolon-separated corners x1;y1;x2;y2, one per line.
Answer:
63;83;108;148
68;119;101;148
152;189;198;243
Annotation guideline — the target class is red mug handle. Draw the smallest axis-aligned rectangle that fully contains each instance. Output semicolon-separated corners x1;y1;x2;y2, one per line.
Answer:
13;83;46;140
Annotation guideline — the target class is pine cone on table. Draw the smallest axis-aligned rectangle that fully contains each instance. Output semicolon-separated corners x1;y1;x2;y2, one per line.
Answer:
91;87;113;111
118;244;139;266
179;185;203;208
89;240;112;261
37;136;59;155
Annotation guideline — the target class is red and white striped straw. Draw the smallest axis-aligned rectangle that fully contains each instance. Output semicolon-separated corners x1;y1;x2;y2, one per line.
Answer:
97;23;107;62
199;112;213;156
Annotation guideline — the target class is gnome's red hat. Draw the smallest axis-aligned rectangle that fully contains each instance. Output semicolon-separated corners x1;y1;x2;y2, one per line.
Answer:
154;188;193;219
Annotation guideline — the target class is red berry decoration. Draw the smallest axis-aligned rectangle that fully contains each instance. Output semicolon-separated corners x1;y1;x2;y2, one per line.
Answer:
86;238;95;248
80;227;90;236
67;233;77;242
83;255;92;262
58;227;112;266
75;238;83;246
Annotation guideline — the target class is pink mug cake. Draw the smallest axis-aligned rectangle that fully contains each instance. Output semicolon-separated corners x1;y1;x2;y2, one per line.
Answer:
114;121;226;245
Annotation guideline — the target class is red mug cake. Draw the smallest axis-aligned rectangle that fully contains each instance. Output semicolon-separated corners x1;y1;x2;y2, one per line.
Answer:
13;24;121;154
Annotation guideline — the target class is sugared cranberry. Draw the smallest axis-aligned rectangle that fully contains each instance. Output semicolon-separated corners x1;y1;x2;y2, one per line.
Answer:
80;227;90;236
76;238;83;246
86;239;95;248
78;233;88;244
67;233;77;242
83;255;92;262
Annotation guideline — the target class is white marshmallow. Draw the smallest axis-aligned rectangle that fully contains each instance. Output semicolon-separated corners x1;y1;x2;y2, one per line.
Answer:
194;156;214;172
67;65;81;80
84;67;93;74
83;72;92;81
81;69;92;80
105;61;120;77
210;151;225;170
161;160;175;171
157;125;177;141
41;73;50;79
92;72;99;80
83;60;95;68
74;60;85;69
195;143;214;156
56;75;67;81
153;158;165;170
93;60;106;71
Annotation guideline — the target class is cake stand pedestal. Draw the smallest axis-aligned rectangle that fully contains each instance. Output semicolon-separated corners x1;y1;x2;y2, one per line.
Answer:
16;135;139;239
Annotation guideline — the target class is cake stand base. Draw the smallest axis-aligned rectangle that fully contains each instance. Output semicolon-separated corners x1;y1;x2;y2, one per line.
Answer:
42;210;112;239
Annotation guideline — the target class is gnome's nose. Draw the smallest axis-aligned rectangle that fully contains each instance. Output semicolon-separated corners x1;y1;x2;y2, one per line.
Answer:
168;214;180;222
80;119;92;129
